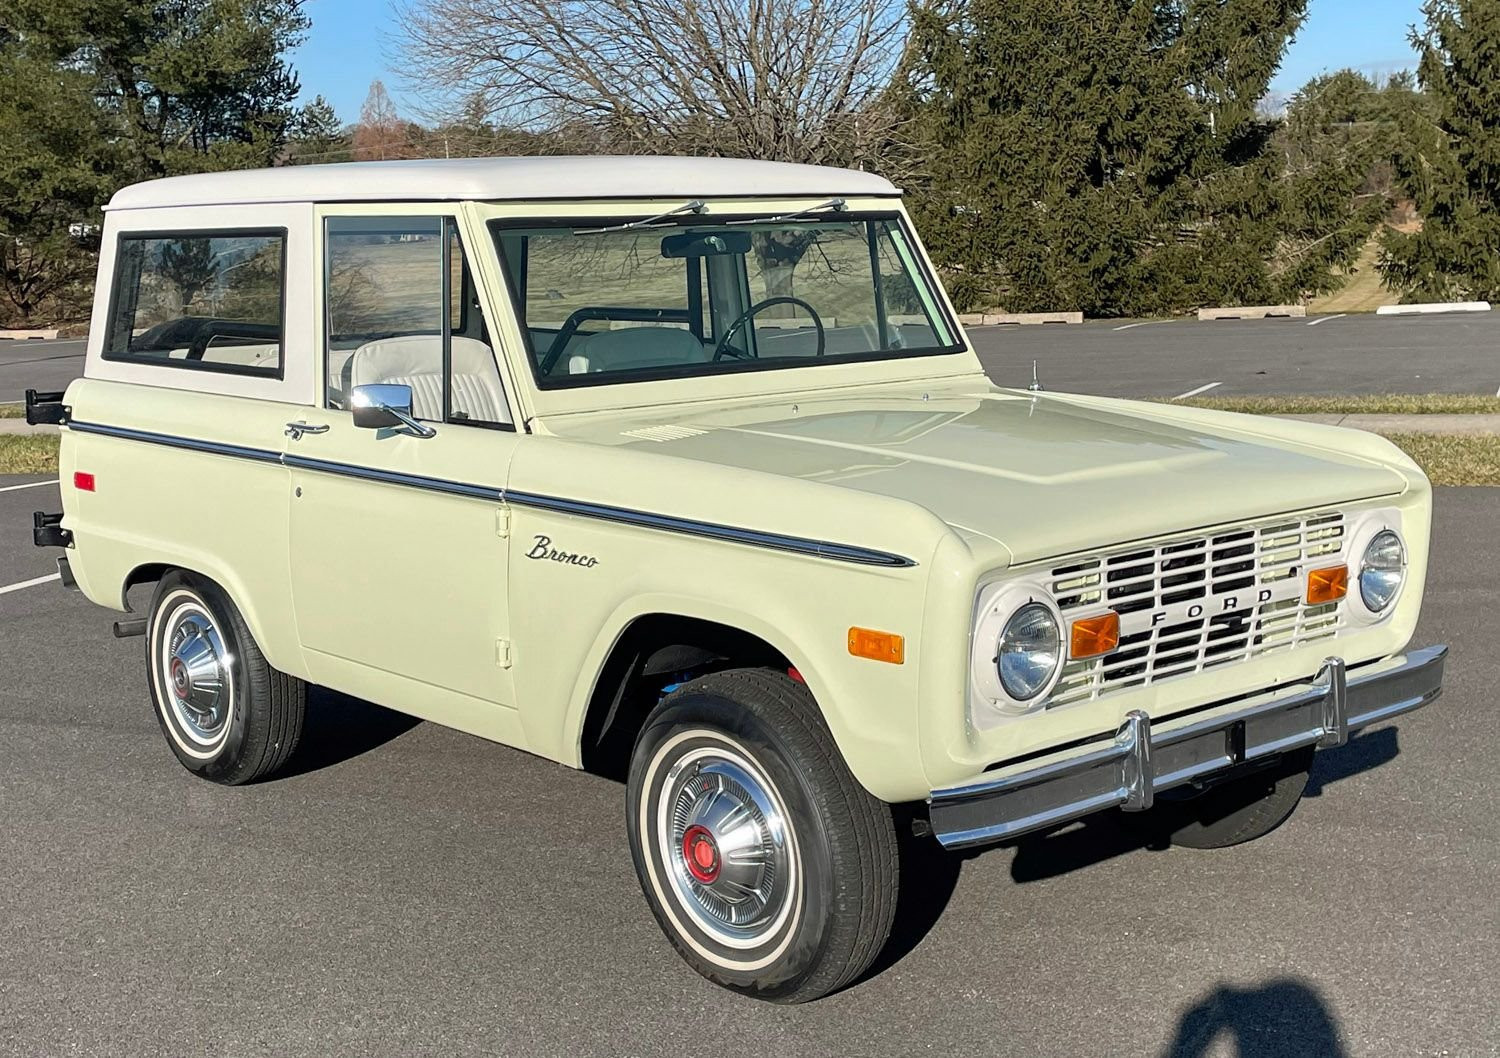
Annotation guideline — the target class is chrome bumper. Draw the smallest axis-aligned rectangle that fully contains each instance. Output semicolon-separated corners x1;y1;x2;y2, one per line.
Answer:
928;645;1447;849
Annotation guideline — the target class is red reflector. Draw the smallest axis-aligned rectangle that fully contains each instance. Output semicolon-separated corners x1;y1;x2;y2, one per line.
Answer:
787;667;805;684
74;471;95;492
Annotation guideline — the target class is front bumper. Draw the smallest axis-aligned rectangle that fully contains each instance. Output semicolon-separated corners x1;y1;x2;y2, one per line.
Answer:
928;645;1447;849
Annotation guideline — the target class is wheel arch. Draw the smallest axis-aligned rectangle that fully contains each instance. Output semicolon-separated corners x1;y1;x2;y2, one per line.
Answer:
575;608;800;781
117;555;302;676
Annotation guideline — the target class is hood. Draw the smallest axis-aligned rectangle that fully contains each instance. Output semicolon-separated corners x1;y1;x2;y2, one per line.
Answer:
548;386;1408;565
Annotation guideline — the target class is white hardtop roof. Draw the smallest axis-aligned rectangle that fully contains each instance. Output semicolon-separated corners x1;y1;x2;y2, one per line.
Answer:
106;155;900;211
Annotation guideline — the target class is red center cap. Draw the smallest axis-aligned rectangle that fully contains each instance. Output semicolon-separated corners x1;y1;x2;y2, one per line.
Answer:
170;659;189;699
682;825;720;883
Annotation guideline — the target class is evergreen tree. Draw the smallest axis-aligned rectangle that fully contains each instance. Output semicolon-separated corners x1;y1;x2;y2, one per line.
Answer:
0;28;116;321
902;0;1376;315
288;94;349;164
1;0;310;178
1380;0;1500;301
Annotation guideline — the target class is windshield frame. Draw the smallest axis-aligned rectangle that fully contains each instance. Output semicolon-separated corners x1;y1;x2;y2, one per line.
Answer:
488;209;965;392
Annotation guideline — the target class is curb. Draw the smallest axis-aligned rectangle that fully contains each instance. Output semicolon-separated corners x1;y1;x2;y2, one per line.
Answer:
1198;305;1306;321
0;419;57;436
1274;412;1500;436
1376;301;1491;316
960;311;1084;326
0;328;60;340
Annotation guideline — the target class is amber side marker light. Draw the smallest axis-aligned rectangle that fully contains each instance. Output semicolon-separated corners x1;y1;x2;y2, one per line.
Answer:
1070;612;1120;659
1307;565;1349;605
848;627;904;664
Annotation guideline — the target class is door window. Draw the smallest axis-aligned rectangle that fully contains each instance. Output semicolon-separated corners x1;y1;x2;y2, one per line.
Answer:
324;216;511;427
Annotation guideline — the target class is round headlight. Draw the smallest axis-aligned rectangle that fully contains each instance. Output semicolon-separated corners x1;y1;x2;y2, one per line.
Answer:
1359;529;1405;613
997;602;1062;701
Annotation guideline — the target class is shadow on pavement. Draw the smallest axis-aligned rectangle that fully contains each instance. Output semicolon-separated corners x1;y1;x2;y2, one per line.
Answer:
1162;978;1348;1057
1304;725;1399;797
279;685;422;778
862;725;1407;983
859;809;977;981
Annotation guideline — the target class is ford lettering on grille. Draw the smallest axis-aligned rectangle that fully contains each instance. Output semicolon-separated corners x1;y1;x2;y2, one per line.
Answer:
1047;512;1347;707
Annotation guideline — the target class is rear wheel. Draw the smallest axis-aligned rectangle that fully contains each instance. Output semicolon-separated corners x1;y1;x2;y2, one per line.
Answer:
1137;747;1315;849
626;669;898;1003
145;570;305;785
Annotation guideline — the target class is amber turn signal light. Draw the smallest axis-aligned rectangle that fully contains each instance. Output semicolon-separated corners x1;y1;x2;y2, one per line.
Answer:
848;627;904;664
1070;612;1120;659
1307;565;1349;605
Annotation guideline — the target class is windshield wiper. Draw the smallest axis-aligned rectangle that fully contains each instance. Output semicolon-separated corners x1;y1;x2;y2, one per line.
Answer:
726;198;849;226
575;200;708;235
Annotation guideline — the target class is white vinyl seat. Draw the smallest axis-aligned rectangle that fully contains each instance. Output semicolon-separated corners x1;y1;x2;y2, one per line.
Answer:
348;334;511;425
567;326;709;374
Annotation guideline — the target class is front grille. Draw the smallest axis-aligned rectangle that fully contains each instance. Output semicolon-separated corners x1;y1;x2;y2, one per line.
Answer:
1047;511;1347;707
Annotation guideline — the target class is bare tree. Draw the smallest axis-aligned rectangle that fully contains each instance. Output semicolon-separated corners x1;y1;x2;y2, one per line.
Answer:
396;0;911;168
353;80;413;161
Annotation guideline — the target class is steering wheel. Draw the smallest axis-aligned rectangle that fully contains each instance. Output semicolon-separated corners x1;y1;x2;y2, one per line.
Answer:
713;297;825;361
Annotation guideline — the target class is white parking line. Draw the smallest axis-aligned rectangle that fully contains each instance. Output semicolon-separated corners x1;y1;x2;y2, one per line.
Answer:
1307;314;1347;326
1113;320;1172;331
0;573;60;596
0;479;58;493
1173;381;1222;400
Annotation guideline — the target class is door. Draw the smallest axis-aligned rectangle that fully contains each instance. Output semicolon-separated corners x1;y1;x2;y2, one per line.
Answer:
287;213;522;720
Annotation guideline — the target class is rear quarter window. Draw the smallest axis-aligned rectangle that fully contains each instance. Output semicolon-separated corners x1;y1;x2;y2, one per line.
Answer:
103;230;287;379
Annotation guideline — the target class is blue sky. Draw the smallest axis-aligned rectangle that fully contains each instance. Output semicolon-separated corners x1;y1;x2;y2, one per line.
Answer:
291;0;1427;125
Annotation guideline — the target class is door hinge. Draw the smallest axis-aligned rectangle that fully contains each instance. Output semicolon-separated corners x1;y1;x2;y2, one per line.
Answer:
495;638;513;668
495;507;511;538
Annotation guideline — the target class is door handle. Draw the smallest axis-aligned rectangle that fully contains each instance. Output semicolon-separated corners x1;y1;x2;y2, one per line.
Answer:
285;421;330;440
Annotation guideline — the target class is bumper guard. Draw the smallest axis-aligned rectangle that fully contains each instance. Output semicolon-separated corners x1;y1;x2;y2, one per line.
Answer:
929;645;1447;849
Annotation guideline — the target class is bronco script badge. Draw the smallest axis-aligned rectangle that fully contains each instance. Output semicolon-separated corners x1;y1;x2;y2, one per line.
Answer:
526;534;599;568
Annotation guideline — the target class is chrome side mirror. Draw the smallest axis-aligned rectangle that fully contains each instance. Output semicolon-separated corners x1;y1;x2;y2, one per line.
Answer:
349;383;435;438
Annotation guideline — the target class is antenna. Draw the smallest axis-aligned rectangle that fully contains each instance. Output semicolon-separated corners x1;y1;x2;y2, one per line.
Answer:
1027;360;1044;392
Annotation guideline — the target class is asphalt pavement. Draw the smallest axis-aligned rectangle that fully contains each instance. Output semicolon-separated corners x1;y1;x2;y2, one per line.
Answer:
0;338;87;404
4;310;1498;406
2;475;1496;1057
970;311;1500;397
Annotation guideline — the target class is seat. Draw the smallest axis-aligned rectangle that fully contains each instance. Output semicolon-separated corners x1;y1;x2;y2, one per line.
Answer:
567;326;709;374
347;334;511;425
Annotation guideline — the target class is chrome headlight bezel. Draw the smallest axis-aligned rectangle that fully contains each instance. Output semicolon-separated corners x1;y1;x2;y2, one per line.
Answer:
971;581;1065;715
1343;517;1406;624
1357;527;1406;615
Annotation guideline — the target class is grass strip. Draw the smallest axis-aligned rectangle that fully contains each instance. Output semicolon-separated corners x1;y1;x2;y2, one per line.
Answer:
1382;433;1500;486
1173;393;1500;415
0;435;60;473
0;402;24;418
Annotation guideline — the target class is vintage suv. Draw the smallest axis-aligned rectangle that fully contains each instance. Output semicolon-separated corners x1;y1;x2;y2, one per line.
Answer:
29;157;1445;1003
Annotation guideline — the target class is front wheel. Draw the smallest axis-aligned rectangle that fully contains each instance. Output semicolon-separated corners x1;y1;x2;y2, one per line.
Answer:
626;669;898;1003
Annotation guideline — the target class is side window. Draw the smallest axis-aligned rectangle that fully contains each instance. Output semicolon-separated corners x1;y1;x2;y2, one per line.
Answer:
324;216;510;427
104;230;285;377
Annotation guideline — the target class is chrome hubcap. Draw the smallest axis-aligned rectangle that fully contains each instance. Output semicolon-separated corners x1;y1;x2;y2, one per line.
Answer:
660;746;796;947
160;605;230;745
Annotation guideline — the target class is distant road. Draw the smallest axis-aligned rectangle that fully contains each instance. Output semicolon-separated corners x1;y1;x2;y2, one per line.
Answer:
0;338;87;403
4;311;1496;405
970;311;1500;398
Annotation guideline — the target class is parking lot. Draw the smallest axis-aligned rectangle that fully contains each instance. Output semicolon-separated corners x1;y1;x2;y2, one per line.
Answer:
970;311;1500;398
2;466;1497;1055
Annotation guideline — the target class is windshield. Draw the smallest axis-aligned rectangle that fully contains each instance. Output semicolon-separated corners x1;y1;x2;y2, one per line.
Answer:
491;214;958;388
